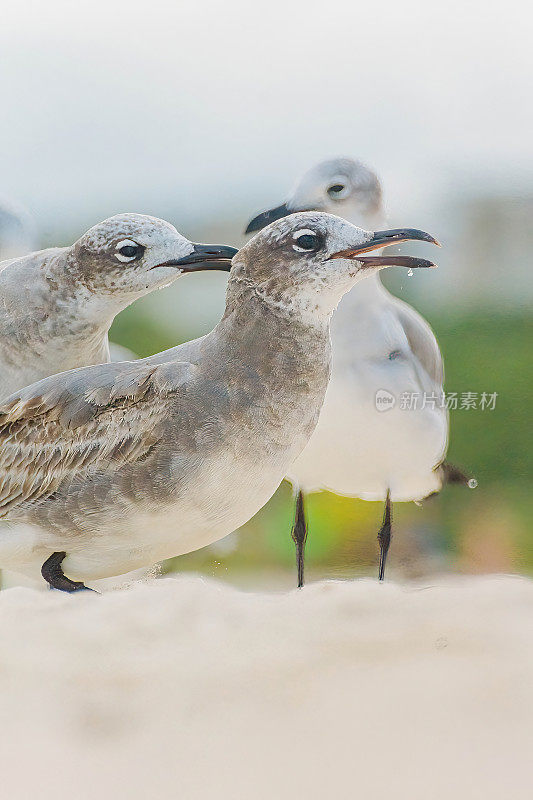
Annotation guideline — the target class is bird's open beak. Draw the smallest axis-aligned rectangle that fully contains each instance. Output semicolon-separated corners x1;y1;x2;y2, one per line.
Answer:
245;203;292;234
157;243;238;273
329;228;440;269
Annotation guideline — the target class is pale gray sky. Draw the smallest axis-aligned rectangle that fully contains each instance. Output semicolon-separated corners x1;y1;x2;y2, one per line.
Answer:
1;0;531;240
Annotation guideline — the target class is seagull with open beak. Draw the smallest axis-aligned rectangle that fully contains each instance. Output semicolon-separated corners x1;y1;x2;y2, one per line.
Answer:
246;159;473;586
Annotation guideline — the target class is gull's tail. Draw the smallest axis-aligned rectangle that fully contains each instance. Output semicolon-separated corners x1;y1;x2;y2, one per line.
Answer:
438;461;478;490
423;461;478;501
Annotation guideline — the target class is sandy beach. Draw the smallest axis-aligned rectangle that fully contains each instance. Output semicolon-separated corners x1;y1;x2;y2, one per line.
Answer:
0;574;531;799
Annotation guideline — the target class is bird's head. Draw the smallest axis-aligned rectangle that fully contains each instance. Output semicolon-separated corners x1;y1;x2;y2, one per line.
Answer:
69;213;237;299
245;158;383;234
234;212;438;321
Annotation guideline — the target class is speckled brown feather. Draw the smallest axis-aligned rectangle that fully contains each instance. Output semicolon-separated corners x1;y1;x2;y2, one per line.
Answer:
0;360;191;516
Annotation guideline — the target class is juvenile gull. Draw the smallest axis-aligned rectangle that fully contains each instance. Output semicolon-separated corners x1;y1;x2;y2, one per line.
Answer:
246;158;467;585
0;213;236;398
0;212;437;591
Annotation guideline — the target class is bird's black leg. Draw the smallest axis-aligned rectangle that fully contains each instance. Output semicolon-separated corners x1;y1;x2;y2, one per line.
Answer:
377;490;392;582
291;490;308;588
41;551;95;593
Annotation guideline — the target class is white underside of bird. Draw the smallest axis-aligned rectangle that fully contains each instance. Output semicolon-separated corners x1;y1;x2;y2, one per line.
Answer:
1;450;286;583
288;272;448;502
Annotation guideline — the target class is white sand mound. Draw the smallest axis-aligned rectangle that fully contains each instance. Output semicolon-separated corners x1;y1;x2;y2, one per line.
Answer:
0;574;531;799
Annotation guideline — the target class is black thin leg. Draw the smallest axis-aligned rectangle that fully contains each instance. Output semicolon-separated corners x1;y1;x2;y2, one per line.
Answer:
41;551;95;593
291;490;308;588
377;491;392;582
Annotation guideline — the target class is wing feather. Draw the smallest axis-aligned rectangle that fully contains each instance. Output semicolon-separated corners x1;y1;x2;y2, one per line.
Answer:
0;359;191;517
393;299;444;389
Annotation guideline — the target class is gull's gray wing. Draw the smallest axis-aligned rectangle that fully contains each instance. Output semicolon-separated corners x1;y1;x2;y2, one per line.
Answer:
392;297;444;389
0;358;192;517
392;298;450;485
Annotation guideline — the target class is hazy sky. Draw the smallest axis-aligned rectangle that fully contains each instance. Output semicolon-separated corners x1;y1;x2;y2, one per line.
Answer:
1;0;531;241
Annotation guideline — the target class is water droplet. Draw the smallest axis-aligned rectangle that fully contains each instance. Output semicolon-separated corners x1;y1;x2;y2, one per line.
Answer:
407;268;414;277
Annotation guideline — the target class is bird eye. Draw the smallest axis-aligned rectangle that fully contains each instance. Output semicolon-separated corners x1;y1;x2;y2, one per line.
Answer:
115;240;145;262
292;229;322;253
327;183;350;199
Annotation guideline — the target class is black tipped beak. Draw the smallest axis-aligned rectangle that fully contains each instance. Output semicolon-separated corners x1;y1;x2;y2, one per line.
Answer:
245;203;292;234
368;228;440;249
329;227;440;269
161;243;238;273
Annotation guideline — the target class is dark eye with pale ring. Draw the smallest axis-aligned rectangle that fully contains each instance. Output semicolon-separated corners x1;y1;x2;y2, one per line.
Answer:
327;182;350;200
115;241;145;263
119;245;139;258
292;230;323;253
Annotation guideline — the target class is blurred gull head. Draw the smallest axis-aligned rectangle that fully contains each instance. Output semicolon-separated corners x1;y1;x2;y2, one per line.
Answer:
0;199;37;260
246;158;384;234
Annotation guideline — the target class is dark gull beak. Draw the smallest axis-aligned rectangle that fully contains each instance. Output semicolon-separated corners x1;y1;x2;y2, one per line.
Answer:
329;228;440;269
245;203;293;234
157;243;238;273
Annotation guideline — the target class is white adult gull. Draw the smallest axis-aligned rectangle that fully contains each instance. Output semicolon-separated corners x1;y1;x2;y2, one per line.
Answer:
246;158;471;585
0;212;437;591
0;213;236;398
